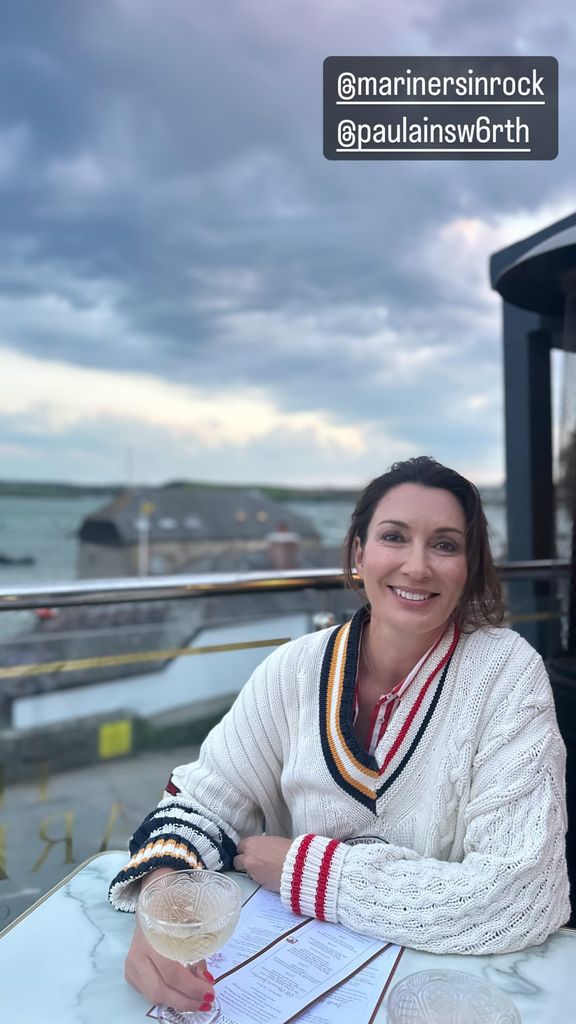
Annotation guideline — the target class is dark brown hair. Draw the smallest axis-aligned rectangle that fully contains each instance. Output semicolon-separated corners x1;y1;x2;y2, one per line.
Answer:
342;456;504;632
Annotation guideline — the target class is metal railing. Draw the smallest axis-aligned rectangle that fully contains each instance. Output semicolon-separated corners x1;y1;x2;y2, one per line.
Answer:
0;560;570;611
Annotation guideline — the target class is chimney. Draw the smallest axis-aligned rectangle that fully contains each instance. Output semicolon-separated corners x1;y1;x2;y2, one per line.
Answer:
267;523;299;570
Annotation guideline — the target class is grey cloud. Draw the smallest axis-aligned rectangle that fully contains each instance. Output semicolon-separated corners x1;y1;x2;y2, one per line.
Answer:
0;401;499;490
415;0;549;48
0;0;573;484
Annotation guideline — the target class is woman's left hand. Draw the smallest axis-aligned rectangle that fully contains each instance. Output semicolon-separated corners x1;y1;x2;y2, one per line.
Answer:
233;836;293;891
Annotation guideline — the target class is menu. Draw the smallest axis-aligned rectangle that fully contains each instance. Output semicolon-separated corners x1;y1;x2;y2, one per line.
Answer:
148;888;403;1024
210;887;307;978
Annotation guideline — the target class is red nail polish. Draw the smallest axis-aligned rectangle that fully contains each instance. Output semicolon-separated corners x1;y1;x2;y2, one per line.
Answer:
203;970;216;983
199;1001;212;1012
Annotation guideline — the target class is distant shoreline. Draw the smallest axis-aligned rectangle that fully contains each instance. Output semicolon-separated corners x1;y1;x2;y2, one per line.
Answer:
0;479;506;503
0;480;361;502
0;482;118;499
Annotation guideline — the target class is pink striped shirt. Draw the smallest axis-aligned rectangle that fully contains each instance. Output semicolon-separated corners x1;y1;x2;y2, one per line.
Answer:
354;629;446;756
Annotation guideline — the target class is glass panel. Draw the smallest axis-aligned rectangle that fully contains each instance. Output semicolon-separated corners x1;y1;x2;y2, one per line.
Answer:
0;585;357;927
0;568;568;928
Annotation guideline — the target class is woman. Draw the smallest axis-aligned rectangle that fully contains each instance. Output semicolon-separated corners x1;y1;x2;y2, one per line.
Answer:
110;456;570;1013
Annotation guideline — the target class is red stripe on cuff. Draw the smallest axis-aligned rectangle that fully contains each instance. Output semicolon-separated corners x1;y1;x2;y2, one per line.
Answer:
290;834;315;915
314;839;342;921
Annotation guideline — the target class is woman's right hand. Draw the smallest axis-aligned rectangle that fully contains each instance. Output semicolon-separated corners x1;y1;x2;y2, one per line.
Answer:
124;870;216;1014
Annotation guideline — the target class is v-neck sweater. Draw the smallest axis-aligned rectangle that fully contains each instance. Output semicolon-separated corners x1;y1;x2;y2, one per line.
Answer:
109;608;570;954
353;624;448;754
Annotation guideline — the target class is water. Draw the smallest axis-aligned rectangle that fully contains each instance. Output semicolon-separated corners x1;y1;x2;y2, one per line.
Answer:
0;495;109;587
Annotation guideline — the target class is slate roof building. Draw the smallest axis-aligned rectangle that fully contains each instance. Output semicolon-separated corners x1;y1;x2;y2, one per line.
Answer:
77;485;321;578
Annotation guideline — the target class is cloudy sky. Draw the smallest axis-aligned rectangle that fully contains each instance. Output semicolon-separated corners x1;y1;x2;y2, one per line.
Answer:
1;0;575;488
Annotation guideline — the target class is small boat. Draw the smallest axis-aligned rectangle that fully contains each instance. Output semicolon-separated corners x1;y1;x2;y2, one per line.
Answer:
0;553;36;566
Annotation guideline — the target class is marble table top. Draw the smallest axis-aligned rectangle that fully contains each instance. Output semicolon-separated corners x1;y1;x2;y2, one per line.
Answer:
0;851;573;1023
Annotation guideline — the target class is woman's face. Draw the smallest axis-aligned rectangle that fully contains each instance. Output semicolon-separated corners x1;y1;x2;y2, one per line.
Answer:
354;483;468;640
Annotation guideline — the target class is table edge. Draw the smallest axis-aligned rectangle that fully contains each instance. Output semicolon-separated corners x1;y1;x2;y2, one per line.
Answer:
0;849;127;939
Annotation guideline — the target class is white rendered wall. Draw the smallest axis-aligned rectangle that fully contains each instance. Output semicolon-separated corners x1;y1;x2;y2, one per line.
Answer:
13;613;309;730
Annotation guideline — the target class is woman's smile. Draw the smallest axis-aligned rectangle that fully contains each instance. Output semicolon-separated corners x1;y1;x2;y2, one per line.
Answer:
388;585;439;604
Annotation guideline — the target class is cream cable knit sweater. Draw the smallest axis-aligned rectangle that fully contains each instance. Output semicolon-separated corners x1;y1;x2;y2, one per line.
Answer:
109;610;570;954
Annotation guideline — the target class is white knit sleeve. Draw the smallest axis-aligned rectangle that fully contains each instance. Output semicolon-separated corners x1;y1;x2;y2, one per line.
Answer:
109;639;295;911
280;650;571;954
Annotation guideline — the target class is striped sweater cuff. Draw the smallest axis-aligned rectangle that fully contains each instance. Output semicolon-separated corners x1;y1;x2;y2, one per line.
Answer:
280;834;347;923
108;839;206;912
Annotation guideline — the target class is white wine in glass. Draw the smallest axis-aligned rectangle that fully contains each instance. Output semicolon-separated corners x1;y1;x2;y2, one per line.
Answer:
137;869;242;1024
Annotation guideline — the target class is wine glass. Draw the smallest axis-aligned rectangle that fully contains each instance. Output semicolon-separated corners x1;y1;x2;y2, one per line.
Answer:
137;869;242;1024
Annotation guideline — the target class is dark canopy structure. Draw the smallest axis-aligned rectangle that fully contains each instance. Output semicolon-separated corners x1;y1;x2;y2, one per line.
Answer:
491;211;576;655
492;212;576;924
